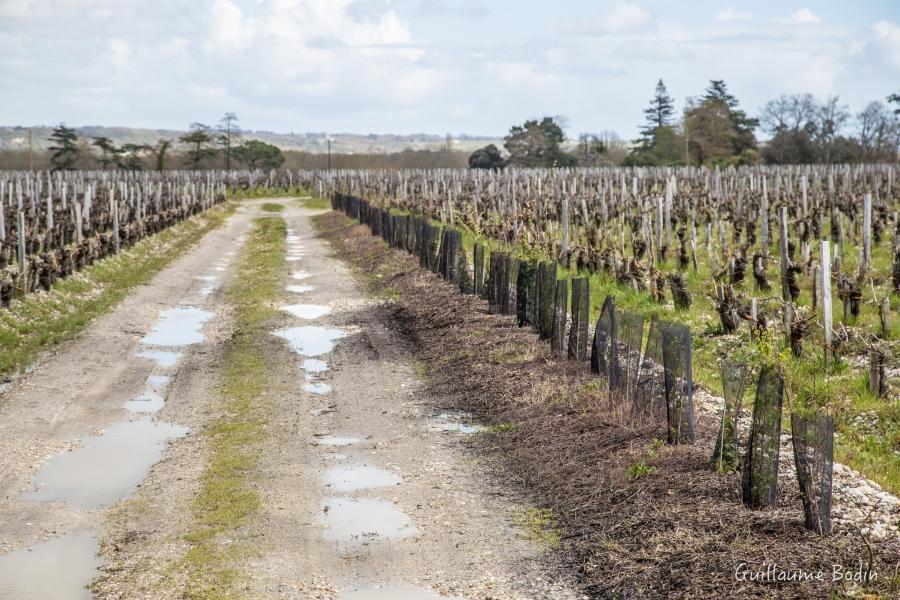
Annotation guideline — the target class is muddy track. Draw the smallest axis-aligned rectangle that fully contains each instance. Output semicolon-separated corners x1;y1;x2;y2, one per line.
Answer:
0;199;583;599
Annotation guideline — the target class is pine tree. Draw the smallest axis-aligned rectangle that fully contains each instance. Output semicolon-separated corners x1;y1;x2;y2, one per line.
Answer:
638;80;675;151
644;79;675;130
701;80;759;154
48;124;79;171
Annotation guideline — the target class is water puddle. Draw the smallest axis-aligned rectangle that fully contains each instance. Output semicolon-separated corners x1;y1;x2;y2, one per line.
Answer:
199;286;215;297
316;436;360;447
304;382;332;395
286;285;314;294
341;585;465;600
22;418;189;509
214;266;227;272
302;359;328;373
0;531;102;600
292;271;312;281
274;326;347;357
322;497;416;545
195;275;216;283
147;375;170;387
123;391;164;414
428;412;483;434
281;304;332;320
286;256;302;262
141;307;213;347
324;465;401;492
135;350;182;368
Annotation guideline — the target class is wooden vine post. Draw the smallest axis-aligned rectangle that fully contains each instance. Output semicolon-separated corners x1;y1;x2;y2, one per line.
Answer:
821;240;833;366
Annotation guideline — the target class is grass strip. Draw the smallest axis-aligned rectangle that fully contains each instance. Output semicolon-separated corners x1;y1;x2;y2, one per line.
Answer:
182;216;285;599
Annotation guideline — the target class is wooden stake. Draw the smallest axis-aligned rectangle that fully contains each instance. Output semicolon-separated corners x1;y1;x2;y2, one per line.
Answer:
821;240;833;366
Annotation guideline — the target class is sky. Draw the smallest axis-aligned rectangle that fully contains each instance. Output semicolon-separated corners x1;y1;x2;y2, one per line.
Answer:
1;0;899;140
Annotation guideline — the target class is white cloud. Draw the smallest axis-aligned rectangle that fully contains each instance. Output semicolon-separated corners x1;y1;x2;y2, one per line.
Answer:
789;9;822;25
868;20;900;71
559;2;653;36
207;0;255;52
714;8;751;23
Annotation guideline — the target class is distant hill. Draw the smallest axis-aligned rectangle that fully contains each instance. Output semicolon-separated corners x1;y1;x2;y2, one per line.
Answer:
0;126;503;155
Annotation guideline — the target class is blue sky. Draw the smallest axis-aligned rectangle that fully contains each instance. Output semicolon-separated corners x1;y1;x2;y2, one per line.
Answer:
1;0;898;139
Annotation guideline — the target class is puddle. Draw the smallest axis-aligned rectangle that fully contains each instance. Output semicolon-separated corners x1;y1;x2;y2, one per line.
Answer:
123;391;164;414
341;585;465;600
286;285;314;294
316;436;360;447
286;256;302;262
195;275;216;282
281;304;332;320
214;266;227;272
142;307;213;346
135;350;182;368
322;497;416;544
147;374;168;385
199;286;215;297
302;359;328;373
304;382;332;395
274;326;347;357
292;271;312;281
428;413;483;434
22;418;189;509
0;531;102;600
324;465;401;492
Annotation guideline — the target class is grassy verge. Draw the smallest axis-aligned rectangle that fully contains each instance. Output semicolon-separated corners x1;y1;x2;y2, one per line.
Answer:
261;202;285;212
297;196;331;211
182;216;285;599
0;203;235;379
183;216;284;596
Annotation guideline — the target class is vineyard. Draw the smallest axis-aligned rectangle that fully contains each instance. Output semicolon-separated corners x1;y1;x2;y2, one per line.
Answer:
321;165;899;530
0;170;305;308
0;165;897;598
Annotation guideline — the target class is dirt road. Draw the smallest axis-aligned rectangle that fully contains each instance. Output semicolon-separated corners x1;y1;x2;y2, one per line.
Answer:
0;199;581;599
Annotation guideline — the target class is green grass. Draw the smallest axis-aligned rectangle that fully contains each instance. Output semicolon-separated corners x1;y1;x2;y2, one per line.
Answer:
182;216;285;599
260;202;284;212
297;196;331;211
0;203;235;378
515;507;562;549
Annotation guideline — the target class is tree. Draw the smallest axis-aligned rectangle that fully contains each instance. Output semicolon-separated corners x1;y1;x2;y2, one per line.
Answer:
91;136;117;169
758;94;850;164
629;80;682;165
857;101;900;162
888;92;900;115
468;144;505;169
233;139;285;170
503;117;576;168
701;80;758;154
684;96;736;165
640;79;675;142
218;112;241;170
152;139;172;172
48;124;79;171
180;123;216;169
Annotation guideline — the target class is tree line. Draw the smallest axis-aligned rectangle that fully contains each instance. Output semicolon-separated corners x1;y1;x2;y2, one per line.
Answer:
469;81;900;169
44;113;286;172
